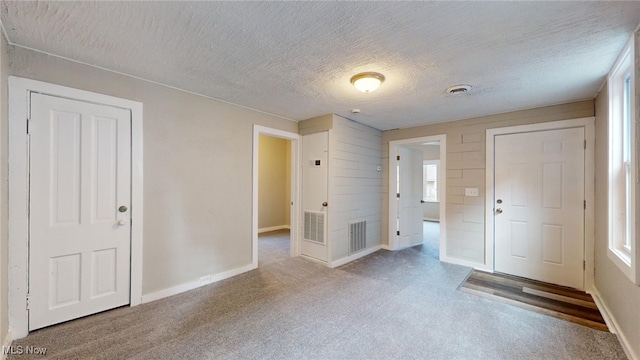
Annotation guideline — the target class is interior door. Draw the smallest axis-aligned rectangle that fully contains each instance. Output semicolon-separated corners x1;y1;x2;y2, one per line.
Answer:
397;147;424;248
29;93;132;330
301;131;328;262
494;127;585;289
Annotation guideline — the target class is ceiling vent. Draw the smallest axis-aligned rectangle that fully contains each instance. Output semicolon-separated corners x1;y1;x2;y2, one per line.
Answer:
446;85;472;95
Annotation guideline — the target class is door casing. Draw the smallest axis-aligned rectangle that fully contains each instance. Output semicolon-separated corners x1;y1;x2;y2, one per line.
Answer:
252;125;300;265
8;77;144;339
485;117;595;292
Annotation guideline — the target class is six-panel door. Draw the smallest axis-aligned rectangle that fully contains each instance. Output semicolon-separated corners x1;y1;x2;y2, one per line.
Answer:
29;93;132;330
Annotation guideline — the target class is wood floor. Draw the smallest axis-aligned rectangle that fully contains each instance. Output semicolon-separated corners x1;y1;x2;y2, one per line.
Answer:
459;271;609;331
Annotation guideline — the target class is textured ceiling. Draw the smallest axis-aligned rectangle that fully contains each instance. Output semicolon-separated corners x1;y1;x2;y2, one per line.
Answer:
2;1;640;130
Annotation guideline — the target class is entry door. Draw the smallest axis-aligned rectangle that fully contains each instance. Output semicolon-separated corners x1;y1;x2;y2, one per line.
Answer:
494;127;585;289
301;131;328;262
29;93;132;330
397;147;423;248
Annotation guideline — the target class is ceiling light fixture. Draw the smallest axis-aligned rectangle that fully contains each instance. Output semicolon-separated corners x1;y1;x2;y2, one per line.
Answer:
350;72;385;93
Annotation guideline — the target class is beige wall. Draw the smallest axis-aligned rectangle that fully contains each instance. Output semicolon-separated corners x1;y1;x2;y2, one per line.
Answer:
594;82;640;358
258;135;290;230
382;100;594;264
8;46;298;295
0;34;8;346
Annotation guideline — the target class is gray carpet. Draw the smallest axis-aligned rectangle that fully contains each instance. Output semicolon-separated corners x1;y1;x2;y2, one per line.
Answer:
8;228;626;359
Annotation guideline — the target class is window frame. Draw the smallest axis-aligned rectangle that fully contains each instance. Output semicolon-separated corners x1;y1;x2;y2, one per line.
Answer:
607;35;639;284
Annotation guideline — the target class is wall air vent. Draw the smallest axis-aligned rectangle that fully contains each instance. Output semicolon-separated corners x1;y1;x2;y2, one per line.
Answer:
304;211;325;244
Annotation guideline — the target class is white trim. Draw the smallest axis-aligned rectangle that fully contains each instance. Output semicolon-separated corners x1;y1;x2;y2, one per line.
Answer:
252;125;300;267
442;256;490;271
140;263;255;304
388;135;446;259
329;245;381;268
606;34;638;284
8;77;144;339
485;117;596;291
590;288;638;360
258;225;291;234
380;244;393;251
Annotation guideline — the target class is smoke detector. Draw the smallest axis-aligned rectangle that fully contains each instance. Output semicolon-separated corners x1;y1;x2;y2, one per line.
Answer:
446;84;472;95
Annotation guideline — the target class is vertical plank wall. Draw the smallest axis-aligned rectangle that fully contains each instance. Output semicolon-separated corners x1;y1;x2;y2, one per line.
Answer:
329;115;383;264
381;101;594;266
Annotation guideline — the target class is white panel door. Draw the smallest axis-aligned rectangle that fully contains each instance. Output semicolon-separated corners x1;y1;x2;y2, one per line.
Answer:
397;147;424;248
494;127;585;289
301;131;328;262
29;93;131;330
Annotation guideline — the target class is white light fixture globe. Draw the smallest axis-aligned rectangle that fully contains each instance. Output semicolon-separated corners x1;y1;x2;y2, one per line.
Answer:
350;72;385;93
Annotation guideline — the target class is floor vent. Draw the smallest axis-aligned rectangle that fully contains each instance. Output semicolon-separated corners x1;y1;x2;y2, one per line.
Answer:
349;221;367;254
304;211;325;244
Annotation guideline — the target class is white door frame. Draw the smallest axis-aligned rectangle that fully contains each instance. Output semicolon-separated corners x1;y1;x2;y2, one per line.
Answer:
8;77;144;339
485;117;595;291
388;135;446;260
252;125;300;265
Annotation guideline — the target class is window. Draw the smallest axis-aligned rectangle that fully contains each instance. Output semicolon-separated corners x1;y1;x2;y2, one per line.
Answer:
423;160;439;202
608;35;638;284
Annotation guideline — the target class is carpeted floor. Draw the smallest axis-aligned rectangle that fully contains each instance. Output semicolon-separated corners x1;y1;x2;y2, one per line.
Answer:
8;226;626;359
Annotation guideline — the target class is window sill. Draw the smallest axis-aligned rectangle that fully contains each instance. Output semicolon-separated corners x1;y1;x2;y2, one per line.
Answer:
607;247;637;284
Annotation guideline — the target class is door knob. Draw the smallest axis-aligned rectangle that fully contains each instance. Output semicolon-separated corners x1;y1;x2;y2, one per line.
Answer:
322;202;328;207
119;205;128;212
495;208;503;214
117;220;127;226
496;199;502;204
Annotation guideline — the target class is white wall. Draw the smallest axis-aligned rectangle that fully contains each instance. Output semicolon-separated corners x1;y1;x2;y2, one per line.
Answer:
594;74;640;358
381;101;595;265
7;46;298;296
329;115;382;262
258;135;290;230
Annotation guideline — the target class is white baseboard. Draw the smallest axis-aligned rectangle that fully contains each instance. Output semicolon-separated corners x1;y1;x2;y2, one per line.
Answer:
590;287;638;360
330;246;382;268
141;263;256;304
380;244;393;251
440;255;490;271
1;329;12;360
258;225;290;234
423;218;440;222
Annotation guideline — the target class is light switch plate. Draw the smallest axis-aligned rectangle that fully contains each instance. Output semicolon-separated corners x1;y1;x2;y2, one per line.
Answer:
465;188;479;197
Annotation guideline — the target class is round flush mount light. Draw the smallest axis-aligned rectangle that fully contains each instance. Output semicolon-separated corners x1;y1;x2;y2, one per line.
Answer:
446;84;472;95
350;72;385;93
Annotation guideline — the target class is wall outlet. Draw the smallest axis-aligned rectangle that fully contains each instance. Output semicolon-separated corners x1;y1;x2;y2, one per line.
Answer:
465;187;479;197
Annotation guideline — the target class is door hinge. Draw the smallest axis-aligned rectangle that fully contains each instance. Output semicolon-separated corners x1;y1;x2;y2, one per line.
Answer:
584;140;586;149
26;118;31;134
584;200;586;209
397;193;400;198
397;155;400;161
26;293;30;310
583;260;586;270
397;230;400;236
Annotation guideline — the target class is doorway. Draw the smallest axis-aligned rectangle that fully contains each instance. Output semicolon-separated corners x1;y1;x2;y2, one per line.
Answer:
257;134;292;266
388;135;446;260
485;118;595;291
252;126;299;268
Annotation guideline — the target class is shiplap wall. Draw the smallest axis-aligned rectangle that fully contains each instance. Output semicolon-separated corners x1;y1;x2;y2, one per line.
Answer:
382;100;595;265
329;115;382;262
